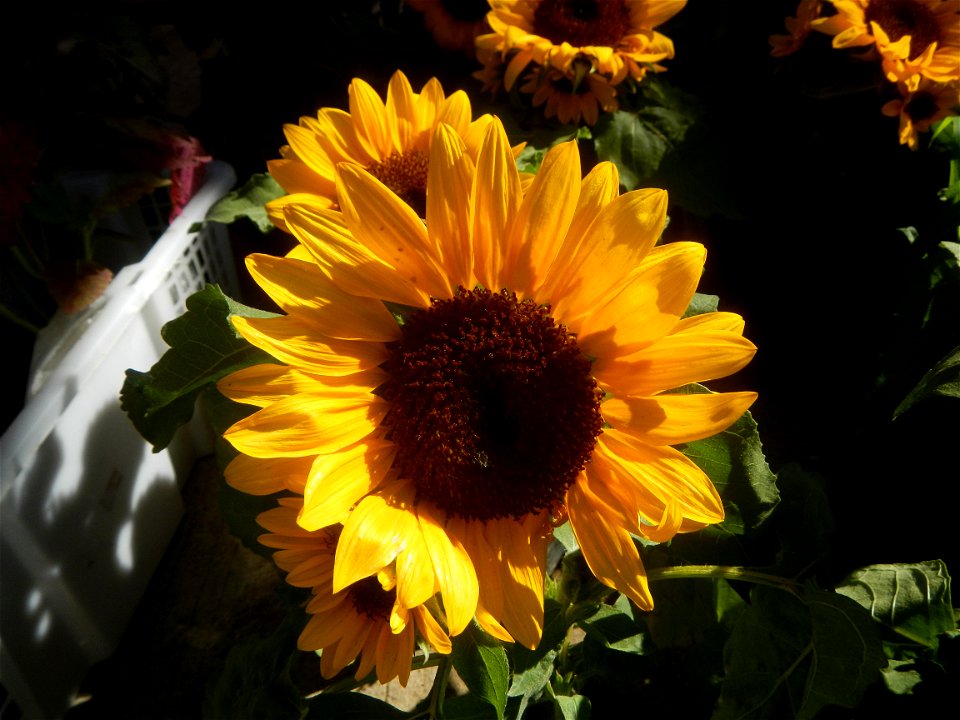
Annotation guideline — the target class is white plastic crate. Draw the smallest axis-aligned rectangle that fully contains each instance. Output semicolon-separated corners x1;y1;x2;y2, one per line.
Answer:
0;160;238;719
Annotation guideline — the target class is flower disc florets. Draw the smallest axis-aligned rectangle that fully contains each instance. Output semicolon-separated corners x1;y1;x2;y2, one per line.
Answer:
865;0;941;58
380;287;603;521
533;0;632;47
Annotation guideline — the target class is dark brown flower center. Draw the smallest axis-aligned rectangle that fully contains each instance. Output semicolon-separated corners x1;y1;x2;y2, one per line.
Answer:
904;89;940;121
380;287;603;522
348;575;396;621
865;0;942;60
368;150;430;217
532;0;632;47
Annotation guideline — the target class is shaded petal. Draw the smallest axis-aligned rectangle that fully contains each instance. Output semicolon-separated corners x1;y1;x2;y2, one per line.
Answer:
231;315;387;376
245;254;401;341
223;453;313;495
602;391;758;445
597;429;724;524
299;439;397;530
567;479;653;611
576;242;706;358
223;390;386;458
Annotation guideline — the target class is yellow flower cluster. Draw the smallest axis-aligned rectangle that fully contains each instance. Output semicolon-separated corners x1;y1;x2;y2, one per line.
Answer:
474;0;688;125
772;0;960;149
220;70;756;687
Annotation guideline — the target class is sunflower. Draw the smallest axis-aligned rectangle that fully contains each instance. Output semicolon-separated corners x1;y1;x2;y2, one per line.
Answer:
811;0;960;88
519;62;619;125
769;0;824;57
256;497;452;686
219;117;757;650
266;70;498;226
475;0;686;88
881;78;960;148
407;0;492;56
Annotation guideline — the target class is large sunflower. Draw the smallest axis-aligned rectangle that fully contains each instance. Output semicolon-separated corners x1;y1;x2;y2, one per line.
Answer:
266;70;496;226
811;0;960;88
257;497;452;686
219;117;757;650
476;0;686;88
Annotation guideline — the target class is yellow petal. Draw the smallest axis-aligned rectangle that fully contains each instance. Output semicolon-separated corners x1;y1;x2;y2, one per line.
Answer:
602;391;758;445
348;76;389;161
385;70;417;153
459;520;515;644
427;123;474;289
485;517;545;650
331;611;373;671
673;311;746;335
231;315;387;376
414;606;453;654
376;620;415;686
575;242;706;358
417;504;479;636
283;203;431;308
299;439;396;530
597;429;724;524
298;600;352;651
267;157;334;197
223;391;386;458
224;454;313;495
283;122;335;180
245;254;401;342
315;107;374;167
549;188;668;322
504;139;581;297
334;480;420;592
535;161;620;299
595;329;756;397
567;479;653;611
394;524;438;610
471;117;522;291
336;163;452;298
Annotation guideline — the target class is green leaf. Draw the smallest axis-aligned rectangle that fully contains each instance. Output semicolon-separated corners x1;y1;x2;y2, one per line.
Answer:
578;598;645;654
880;658;924;695
645;578;741;650
120;284;278;452
452;625;510;720
835;560;956;648
554;694;591;720
893;344;960;419
205;172;285;233
715;586;884;720
683;292;720;318
675;385;779;530
507;599;568;718
442;693;499;720
767;464;834;577
592;78;698;190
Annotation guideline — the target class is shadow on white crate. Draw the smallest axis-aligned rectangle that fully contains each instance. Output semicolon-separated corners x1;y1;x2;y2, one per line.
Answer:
0;161;237;719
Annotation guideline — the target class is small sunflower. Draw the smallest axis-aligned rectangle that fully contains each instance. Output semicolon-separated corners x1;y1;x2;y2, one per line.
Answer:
476;0;685;88
811;0;960;88
407;0;492;56
257;497;452;686
520;63;619;125
769;0;825;57
219;117;757;649
881;78;960;148
266;70;495;225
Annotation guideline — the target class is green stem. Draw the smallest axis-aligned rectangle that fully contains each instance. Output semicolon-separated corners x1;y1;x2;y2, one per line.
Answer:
647;565;800;593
